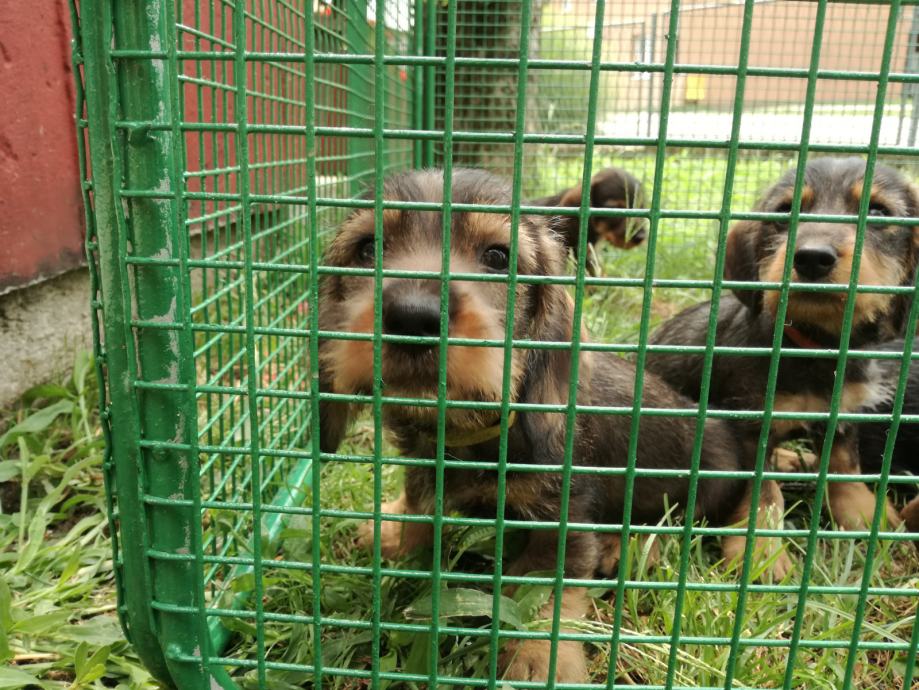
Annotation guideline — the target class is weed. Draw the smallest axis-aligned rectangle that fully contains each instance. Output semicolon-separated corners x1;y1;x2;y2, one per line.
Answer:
0;352;156;689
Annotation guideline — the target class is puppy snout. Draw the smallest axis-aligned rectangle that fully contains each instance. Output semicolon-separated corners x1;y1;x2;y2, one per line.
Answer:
382;282;455;342
383;292;441;339
793;244;838;281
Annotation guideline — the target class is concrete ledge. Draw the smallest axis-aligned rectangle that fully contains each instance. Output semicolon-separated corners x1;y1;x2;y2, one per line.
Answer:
0;268;91;408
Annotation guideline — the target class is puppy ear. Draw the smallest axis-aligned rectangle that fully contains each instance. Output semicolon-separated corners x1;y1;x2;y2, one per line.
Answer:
315;281;356;453
550;185;584;259
887;183;919;337
558;184;583;208
520;276;586;464
317;353;354;454
318;403;352;454
724;221;763;313
908;183;919;258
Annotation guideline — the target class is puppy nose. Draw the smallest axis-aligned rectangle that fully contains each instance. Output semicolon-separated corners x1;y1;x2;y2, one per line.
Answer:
382;290;442;340
629;217;650;244
793;245;838;281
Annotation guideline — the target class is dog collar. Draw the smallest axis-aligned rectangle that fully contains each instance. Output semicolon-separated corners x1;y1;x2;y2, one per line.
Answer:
431;410;518;448
783;324;825;350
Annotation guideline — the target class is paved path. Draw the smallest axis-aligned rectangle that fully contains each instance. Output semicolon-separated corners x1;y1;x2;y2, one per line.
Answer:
601;107;917;147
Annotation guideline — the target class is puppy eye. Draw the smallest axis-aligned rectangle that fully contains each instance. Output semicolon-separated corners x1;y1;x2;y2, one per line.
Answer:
481;245;510;272
772;201;793;228
356;237;376;263
775;201;793;215
868;203;890;218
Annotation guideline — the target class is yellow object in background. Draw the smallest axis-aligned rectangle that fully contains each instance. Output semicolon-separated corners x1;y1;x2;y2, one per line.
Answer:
685;74;707;102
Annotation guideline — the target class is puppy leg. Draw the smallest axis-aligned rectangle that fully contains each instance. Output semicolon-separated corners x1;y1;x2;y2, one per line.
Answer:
722;479;792;581
500;588;589;684
356;491;433;559
826;432;901;531
900;494;919;547
596;531;660;577
499;530;596;684
597;532;622;576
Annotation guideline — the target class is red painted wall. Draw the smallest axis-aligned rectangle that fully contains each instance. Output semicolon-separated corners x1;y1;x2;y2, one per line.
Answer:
0;1;84;294
0;3;362;294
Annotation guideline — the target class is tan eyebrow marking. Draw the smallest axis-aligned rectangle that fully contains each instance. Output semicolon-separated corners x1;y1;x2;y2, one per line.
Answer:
382;208;402;226
465;211;511;244
776;184;814;210
850;181;898;215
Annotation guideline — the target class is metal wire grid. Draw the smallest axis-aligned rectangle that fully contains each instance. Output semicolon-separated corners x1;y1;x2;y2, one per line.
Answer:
426;1;919;271
70;0;919;688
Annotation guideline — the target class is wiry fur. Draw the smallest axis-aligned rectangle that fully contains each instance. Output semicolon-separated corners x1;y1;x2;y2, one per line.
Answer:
317;168;779;683
857;338;919;540
648;157;919;533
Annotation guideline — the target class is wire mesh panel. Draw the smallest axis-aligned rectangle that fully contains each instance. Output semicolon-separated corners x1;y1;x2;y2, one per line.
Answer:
72;0;919;688
435;1;919;270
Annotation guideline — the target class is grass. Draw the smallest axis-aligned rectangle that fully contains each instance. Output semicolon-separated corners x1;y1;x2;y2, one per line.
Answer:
0;352;158;689
5;151;919;689
219;451;918;690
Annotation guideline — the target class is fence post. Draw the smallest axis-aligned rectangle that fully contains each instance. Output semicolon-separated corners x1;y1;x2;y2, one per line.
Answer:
346;0;373;196
423;0;437;167
646;12;658;138
413;0;425;168
79;0;219;686
76;1;175;682
904;7;919;146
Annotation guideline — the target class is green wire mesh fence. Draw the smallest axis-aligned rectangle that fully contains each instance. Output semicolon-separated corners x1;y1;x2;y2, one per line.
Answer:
70;0;919;688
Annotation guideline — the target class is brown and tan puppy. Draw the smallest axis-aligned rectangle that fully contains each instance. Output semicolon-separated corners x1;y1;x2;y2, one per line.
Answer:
648;157;919;533
317;168;785;684
534;166;648;275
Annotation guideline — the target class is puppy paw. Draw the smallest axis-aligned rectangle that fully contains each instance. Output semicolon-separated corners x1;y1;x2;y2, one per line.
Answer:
765;540;794;582
886;499;903;530
356;499;430;559
356;517;407;559
901;497;919;552
901;495;919;534
596;533;622;577
500;639;587;684
829;484;901;531
722;535;793;582
597;533;660;577
772;447;818;473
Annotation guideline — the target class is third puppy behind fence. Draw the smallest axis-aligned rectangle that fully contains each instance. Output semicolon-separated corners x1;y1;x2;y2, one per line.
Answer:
534;166;649;276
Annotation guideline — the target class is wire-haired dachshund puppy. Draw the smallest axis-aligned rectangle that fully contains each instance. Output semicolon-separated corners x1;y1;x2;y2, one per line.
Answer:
857;338;919;538
534;166;648;276
316;168;777;683
648;157;919;534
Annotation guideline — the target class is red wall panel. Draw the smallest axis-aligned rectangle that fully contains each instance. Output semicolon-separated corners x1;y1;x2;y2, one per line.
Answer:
0;0;85;293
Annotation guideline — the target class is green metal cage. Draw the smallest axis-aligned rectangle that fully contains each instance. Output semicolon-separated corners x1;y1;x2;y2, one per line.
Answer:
70;0;919;688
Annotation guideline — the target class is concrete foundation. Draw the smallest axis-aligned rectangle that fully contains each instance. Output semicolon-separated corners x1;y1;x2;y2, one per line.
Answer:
0;268;91;408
